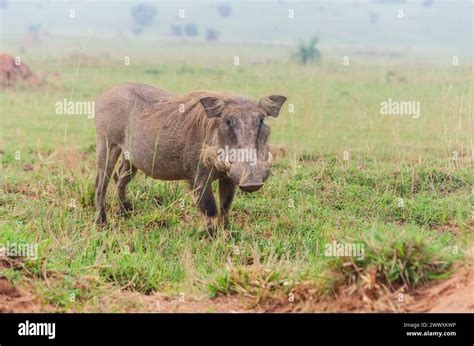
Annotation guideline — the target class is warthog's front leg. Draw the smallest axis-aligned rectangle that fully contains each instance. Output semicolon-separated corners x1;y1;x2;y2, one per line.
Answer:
218;177;235;228
192;180;218;237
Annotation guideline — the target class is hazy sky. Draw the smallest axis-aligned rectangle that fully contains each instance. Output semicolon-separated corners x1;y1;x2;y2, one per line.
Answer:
0;0;472;54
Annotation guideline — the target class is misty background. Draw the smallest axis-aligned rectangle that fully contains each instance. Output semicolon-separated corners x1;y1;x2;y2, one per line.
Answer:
0;0;472;63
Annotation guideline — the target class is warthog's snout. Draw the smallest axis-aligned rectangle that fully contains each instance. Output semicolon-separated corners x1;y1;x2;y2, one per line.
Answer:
239;183;263;193
228;160;271;193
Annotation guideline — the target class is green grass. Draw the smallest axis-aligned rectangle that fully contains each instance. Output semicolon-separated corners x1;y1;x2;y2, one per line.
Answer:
0;48;472;311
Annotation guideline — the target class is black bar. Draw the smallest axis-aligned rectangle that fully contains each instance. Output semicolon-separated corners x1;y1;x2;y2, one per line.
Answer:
0;313;472;345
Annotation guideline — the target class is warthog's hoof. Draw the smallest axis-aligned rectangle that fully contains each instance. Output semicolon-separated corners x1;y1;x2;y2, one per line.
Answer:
154;195;163;206
218;215;231;230
119;201;133;215
204;216;219;238
205;225;217;238
95;211;107;225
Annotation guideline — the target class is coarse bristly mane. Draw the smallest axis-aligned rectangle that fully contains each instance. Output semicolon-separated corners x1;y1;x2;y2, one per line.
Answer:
148;90;260;172
175;91;249;140
172;91;254;172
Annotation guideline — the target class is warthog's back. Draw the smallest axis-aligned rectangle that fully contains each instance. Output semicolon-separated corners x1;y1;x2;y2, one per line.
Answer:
95;83;174;144
94;83;194;180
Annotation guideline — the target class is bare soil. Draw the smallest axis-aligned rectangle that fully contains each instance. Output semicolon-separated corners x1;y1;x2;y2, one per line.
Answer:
1;263;472;313
0;52;40;87
0;278;41;313
86;263;474;312
407;262;474;313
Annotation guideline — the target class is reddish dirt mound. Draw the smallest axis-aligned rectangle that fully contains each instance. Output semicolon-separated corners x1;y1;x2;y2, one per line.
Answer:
1;262;472;313
0;52;40;87
86;263;474;313
0;278;41;313
407;263;474;313
292;263;474;313
170;263;474;313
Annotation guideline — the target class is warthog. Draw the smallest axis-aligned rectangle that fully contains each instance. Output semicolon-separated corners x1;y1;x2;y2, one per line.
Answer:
94;83;286;234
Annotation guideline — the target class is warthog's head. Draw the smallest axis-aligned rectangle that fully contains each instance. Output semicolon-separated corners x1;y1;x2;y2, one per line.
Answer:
200;94;286;192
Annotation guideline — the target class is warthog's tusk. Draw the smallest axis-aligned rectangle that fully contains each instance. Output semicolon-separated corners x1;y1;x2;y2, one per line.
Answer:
267;152;273;166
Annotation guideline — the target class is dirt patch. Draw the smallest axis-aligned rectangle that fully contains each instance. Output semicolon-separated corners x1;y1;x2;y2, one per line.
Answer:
0;52;41;87
84;263;474;313
2;261;473;313
289;262;474;313
89;291;257;313
0;278;41;313
2;262;472;313
155;295;253;312
407;262;474;313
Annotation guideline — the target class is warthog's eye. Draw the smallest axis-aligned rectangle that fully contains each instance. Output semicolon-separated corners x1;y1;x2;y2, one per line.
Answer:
258;115;264;127
225;118;233;127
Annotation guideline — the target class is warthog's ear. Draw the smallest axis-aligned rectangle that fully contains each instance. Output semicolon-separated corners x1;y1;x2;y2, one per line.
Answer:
258;95;287;118
200;96;225;118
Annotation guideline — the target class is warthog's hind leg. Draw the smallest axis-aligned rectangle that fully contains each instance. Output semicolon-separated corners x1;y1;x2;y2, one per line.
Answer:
94;139;121;224
115;157;138;214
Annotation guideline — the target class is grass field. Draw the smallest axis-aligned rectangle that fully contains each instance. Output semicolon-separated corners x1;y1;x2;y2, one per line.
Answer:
0;43;473;312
